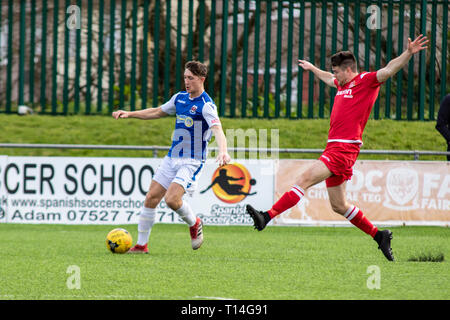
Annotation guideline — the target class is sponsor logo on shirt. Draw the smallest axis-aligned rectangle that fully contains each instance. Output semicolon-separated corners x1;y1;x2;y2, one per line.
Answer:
177;100;186;104
336;88;353;98
176;114;194;127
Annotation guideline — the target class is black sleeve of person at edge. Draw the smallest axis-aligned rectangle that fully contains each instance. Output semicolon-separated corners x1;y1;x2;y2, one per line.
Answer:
435;94;450;143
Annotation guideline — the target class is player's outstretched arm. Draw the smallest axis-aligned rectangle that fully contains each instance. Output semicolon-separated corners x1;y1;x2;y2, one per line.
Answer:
210;125;231;167
376;34;428;83
112;107;169;120
298;59;336;88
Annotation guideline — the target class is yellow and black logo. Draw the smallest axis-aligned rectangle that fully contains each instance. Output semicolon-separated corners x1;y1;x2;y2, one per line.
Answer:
200;163;256;203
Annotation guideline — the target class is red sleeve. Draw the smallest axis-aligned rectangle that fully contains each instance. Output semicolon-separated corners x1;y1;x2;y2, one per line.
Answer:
360;71;384;87
334;78;339;88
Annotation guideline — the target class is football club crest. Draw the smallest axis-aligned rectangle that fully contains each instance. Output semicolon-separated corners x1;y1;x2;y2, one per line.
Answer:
383;167;419;210
189;105;198;115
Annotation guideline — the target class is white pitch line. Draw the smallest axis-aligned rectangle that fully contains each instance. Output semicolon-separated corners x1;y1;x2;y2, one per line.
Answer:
193;296;236;300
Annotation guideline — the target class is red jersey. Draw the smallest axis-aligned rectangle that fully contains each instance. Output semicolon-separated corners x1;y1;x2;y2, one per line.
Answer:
328;71;383;145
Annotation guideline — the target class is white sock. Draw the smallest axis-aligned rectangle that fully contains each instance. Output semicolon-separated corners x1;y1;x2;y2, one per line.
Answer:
137;207;156;245
175;201;196;227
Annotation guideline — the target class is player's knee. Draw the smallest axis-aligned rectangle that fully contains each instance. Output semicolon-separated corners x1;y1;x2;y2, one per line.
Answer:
144;191;161;208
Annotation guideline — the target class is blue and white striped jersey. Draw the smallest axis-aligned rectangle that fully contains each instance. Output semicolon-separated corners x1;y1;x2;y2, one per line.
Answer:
161;91;221;160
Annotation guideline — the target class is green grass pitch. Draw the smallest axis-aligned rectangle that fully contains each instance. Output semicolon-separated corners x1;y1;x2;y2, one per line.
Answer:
0;223;448;300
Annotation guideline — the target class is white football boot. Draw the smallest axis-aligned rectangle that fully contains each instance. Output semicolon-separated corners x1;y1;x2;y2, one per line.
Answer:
189;217;204;250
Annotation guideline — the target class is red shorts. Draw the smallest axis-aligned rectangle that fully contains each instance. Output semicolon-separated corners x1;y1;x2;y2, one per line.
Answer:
318;142;360;188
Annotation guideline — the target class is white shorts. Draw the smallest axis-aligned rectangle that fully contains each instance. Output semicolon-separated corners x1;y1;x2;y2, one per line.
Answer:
153;156;205;196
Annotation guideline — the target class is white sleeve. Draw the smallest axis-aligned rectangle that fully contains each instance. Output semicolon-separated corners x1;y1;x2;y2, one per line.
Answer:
160;93;178;115
202;102;221;128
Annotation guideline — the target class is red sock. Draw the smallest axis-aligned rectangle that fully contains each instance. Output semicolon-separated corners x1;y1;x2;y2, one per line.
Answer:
268;185;305;219
344;206;378;238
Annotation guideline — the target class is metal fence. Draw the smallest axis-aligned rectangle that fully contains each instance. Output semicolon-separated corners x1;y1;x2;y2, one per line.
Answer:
0;0;448;119
1;143;450;160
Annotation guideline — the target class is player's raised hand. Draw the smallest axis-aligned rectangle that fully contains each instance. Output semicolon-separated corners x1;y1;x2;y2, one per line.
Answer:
407;34;428;55
112;110;129;119
298;59;315;71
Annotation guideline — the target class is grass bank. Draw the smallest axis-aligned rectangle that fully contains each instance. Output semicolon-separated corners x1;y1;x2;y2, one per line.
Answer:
0;114;445;160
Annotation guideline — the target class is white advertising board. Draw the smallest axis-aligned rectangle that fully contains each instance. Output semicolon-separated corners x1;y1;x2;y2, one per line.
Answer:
0;156;274;226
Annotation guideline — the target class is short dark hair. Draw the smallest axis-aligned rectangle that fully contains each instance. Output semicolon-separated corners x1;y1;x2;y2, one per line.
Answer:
185;60;207;78
330;51;357;72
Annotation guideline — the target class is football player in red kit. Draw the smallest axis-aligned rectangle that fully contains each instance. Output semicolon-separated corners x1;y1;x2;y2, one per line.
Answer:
246;35;428;261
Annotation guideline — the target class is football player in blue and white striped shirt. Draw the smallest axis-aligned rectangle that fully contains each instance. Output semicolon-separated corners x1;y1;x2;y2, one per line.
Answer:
112;61;230;253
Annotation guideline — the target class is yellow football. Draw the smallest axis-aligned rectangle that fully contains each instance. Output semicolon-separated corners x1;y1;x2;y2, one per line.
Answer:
106;228;132;253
